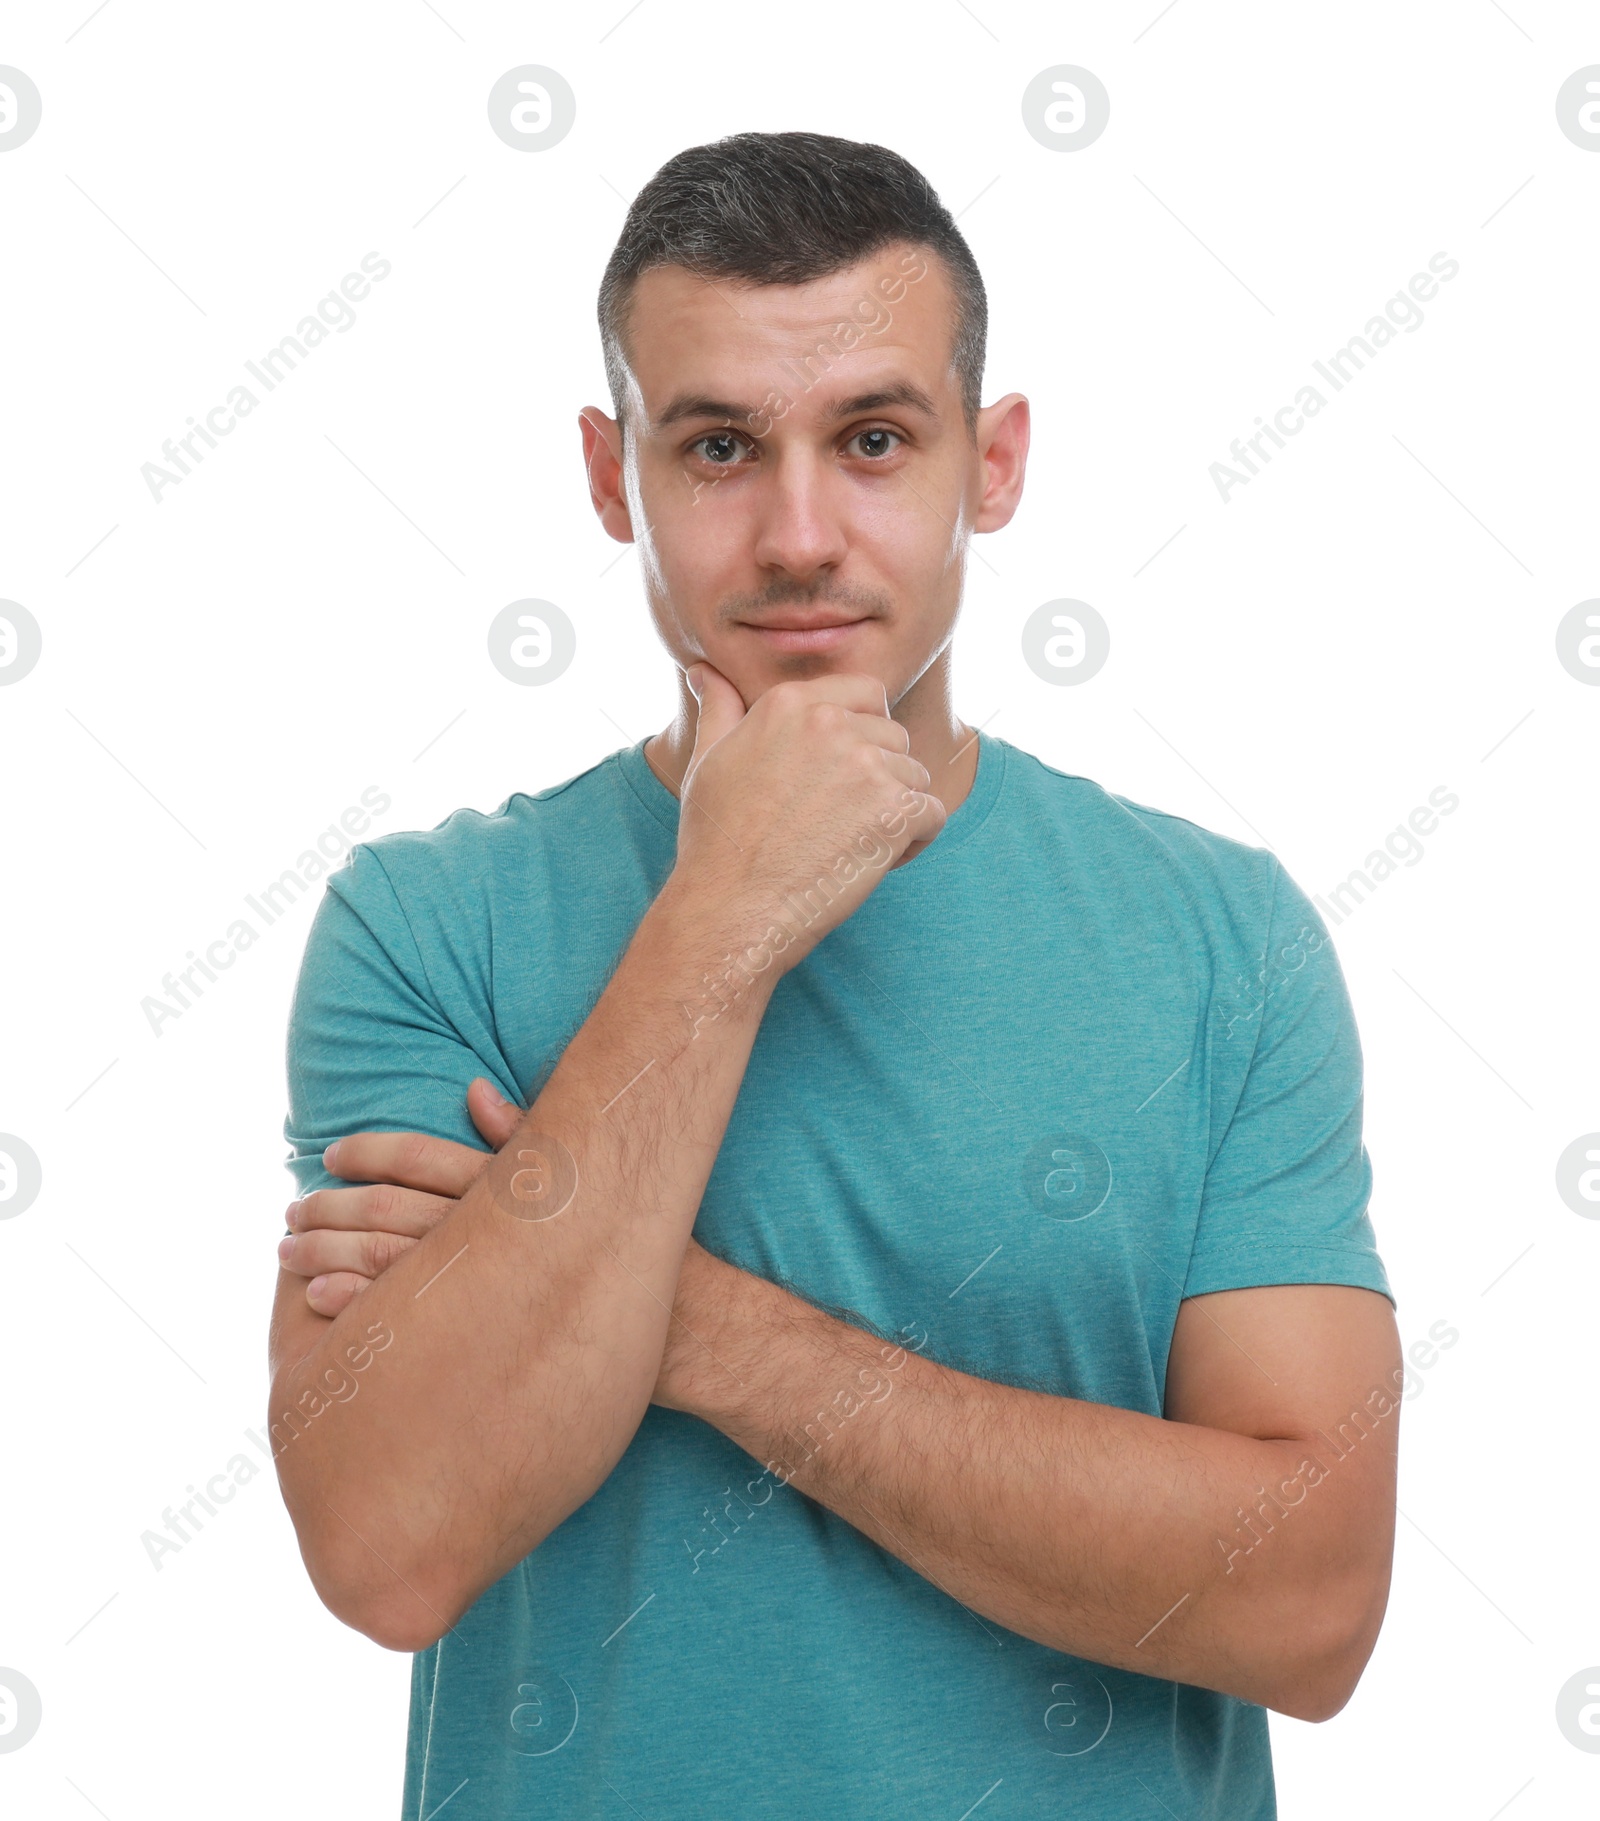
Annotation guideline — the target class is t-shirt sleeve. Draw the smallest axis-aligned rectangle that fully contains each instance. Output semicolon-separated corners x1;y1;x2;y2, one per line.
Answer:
1183;855;1396;1310
282;842;514;1202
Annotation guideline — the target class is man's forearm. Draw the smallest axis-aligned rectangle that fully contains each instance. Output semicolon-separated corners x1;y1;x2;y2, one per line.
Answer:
268;877;776;1650
663;1251;1391;1721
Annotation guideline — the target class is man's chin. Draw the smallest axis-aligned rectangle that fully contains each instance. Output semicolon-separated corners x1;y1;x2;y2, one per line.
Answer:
737;656;890;706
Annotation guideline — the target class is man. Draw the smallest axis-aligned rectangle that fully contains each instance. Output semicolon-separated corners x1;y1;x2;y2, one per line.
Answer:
269;131;1401;1818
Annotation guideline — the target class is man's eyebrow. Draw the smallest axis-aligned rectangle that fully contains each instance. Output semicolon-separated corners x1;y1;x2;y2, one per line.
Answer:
820;383;940;424
652;395;752;431
650;381;941;433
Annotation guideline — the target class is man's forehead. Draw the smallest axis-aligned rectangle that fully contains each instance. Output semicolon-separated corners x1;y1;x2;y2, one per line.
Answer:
621;248;958;428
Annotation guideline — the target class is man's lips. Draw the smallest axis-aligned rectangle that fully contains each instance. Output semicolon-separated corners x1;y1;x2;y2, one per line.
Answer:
736;611;871;631
735;612;873;651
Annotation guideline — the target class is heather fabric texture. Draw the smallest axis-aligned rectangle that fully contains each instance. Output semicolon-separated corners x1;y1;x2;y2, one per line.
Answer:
283;729;1393;1821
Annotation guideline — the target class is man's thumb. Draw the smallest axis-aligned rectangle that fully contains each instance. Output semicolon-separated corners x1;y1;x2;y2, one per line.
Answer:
686;663;744;760
467;1077;524;1151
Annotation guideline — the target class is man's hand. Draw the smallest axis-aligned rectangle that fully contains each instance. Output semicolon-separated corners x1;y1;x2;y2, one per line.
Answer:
673;664;946;974
277;1078;523;1318
279;1080;728;1406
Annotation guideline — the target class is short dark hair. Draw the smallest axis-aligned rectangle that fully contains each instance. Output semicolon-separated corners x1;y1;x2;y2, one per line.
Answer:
598;131;987;440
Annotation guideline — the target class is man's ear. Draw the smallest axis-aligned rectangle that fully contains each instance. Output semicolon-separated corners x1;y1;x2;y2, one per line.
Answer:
579;406;634;542
972;392;1030;535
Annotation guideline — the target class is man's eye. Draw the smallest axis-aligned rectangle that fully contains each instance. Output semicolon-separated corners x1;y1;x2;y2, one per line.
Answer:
692;432;750;465
848;428;902;460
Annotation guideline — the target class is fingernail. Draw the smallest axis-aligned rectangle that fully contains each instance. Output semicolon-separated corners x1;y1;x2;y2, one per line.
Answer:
278;1236;295;1264
480;1078;507;1107
285;1201;300;1230
308;1275;327;1297
686;663;704;700
322;1141;341;1172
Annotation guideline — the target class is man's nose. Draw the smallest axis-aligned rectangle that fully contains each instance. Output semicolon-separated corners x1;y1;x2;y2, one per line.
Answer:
750;449;850;581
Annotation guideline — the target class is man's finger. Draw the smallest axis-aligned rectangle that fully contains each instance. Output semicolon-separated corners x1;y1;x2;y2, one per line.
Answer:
684;662;749;769
281;1227;420;1281
289;1184;453;1239
466;1077;524;1151
306;1271;371;1319
323;1127;493;1197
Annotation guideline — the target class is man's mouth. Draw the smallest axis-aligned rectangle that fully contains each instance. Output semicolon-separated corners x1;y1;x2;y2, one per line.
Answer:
735;611;873;652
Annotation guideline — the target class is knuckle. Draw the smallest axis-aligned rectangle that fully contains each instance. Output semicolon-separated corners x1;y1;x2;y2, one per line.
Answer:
366;1231;411;1275
807;700;849;736
363;1182;399;1225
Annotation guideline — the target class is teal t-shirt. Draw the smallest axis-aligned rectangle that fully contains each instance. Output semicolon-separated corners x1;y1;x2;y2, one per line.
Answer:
283;730;1394;1820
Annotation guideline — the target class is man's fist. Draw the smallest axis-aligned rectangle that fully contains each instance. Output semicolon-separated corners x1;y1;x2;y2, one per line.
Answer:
670;663;946;976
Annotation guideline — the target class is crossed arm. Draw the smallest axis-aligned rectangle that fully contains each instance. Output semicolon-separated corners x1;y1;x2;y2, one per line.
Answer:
658;1242;1399;1721
279;1086;1401;1722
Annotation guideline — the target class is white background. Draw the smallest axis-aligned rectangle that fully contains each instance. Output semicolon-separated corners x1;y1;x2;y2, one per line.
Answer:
1;1;1596;1815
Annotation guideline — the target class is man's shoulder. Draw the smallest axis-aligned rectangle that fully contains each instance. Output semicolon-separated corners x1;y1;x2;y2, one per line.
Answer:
1001;739;1281;916
322;745;639;928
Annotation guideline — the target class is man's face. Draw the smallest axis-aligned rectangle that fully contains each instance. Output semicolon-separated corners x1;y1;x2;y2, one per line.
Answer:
580;243;1026;711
